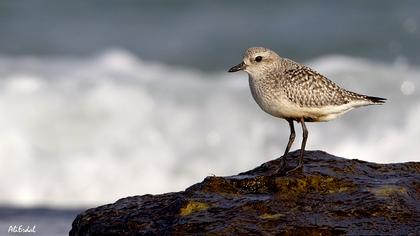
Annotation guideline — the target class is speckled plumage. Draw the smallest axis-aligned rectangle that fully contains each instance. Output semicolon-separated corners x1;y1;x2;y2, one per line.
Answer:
228;47;385;174
283;66;378;107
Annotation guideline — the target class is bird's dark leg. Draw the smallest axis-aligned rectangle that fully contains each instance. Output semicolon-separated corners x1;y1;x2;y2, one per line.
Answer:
299;118;308;167
284;119;296;157
286;117;308;174
278;119;295;174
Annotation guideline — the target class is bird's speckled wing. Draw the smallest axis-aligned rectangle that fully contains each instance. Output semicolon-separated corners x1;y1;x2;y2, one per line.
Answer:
281;67;366;107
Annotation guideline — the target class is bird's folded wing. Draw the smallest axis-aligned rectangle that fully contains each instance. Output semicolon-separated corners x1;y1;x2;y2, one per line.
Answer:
282;67;366;107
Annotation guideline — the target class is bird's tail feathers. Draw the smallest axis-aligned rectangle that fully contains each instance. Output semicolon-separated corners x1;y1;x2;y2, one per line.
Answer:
365;95;386;104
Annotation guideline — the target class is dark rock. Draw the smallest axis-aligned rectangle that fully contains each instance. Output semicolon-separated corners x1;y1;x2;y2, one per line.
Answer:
70;150;420;235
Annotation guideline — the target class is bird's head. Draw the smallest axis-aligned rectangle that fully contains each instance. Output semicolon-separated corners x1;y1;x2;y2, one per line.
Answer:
228;47;281;75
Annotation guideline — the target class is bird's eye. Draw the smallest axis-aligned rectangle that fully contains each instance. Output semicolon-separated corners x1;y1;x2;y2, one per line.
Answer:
255;56;262;62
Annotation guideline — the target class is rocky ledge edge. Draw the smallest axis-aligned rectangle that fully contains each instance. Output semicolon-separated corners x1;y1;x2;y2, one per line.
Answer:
70;150;420;235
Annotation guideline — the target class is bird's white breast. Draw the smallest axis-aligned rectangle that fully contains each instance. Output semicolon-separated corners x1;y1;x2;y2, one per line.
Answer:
248;75;286;118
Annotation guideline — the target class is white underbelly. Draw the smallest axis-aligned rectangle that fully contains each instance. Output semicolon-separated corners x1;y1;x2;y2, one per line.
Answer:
248;77;363;122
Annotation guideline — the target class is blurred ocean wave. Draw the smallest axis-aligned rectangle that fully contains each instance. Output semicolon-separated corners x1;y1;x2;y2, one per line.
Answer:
0;49;418;207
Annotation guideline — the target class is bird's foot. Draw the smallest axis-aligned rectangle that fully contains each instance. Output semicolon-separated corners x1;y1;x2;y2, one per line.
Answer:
285;164;303;175
274;157;288;176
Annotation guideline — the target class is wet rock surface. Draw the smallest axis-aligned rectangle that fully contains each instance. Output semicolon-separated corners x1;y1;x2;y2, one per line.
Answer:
70;150;420;235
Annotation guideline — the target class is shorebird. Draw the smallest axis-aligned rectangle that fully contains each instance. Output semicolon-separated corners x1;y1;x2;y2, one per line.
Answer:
228;47;385;174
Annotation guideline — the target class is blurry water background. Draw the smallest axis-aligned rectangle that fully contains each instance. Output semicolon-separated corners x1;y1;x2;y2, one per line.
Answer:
0;1;419;235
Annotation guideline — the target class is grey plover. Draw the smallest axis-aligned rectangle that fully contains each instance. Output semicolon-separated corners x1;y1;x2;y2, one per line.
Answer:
228;47;385;174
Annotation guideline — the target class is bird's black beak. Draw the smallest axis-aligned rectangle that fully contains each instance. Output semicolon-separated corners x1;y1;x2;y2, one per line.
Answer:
228;62;246;72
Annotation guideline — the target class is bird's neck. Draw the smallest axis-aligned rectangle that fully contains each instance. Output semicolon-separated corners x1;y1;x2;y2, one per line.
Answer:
279;57;301;71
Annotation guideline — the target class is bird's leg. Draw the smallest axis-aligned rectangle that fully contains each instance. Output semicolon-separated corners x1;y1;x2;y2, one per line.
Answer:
278;119;295;174
299;118;308;167
283;119;296;158
286;117;308;174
